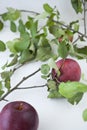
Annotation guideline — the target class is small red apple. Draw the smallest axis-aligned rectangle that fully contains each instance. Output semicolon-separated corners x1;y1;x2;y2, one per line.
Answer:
0;101;39;130
52;58;81;82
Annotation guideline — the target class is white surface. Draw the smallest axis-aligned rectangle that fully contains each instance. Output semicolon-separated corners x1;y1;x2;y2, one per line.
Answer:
0;1;87;130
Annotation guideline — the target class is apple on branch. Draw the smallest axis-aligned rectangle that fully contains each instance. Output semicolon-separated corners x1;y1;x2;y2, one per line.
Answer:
51;58;81;82
0;101;39;130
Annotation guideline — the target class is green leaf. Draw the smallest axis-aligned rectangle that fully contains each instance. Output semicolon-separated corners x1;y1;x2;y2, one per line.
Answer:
48;58;60;76
0;40;6;51
19;49;35;64
59;81;87;99
73;23;79;32
6;40;17;53
26;17;38;38
0;81;3;89
73;45;87;59
5;78;11;91
7;7;21;21
0;20;4;30
83;109;87;121
0;90;4;97
35;11;49;20
47;80;57;91
7;55;18;67
48;90;63;98
74;46;87;55
58;41;68;58
30;20;38;38
71;0;83;13
2;62;8;70
48;58;58;71
1;70;13;80
49;25;64;37
14;33;30;52
36;37;55;61
41;64;50;75
47;80;63;98
36;46;52;61
18;19;26;34
41;75;49;79
43;3;53;13
68;92;83;105
1;13;8;21
10;21;17;32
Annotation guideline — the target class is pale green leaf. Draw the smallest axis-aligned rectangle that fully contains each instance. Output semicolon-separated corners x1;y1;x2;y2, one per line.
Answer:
83;109;87;121
43;3;53;13
41;64;50;75
59;81;87;99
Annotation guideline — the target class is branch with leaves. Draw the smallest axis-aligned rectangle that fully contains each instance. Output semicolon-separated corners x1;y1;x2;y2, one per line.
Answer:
0;2;87;121
0;68;41;101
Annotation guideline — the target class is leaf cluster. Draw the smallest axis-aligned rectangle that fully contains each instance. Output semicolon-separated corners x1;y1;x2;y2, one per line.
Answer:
41;59;87;105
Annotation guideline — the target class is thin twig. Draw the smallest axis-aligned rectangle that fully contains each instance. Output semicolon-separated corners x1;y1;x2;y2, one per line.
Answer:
0;8;87;38
53;20;87;38
0;68;41;101
12;64;24;73
17;84;46;89
72;36;80;44
19;9;87;38
20;9;39;15
83;0;87;35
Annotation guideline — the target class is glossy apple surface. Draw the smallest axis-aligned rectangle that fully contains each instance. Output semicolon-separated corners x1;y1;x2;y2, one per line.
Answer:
0;101;39;130
52;58;81;82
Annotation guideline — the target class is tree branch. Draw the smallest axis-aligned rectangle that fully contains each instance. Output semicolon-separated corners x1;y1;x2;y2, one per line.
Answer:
20;9;87;38
0;68;41;101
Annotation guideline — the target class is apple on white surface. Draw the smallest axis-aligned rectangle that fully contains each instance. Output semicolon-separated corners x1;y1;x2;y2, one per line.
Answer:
0;101;39;130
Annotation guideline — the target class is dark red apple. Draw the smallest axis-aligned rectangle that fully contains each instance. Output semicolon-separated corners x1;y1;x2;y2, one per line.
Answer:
0;101;39;130
52;58;81;82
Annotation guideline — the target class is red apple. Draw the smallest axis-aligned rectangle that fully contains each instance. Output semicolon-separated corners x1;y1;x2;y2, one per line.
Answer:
52;58;81;82
0;101;39;130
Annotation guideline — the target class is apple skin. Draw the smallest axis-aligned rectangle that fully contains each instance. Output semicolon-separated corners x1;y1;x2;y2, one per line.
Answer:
0;101;39;130
52;58;81;82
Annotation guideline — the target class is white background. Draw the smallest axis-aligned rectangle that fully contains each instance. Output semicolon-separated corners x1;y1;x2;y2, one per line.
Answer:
0;1;87;130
